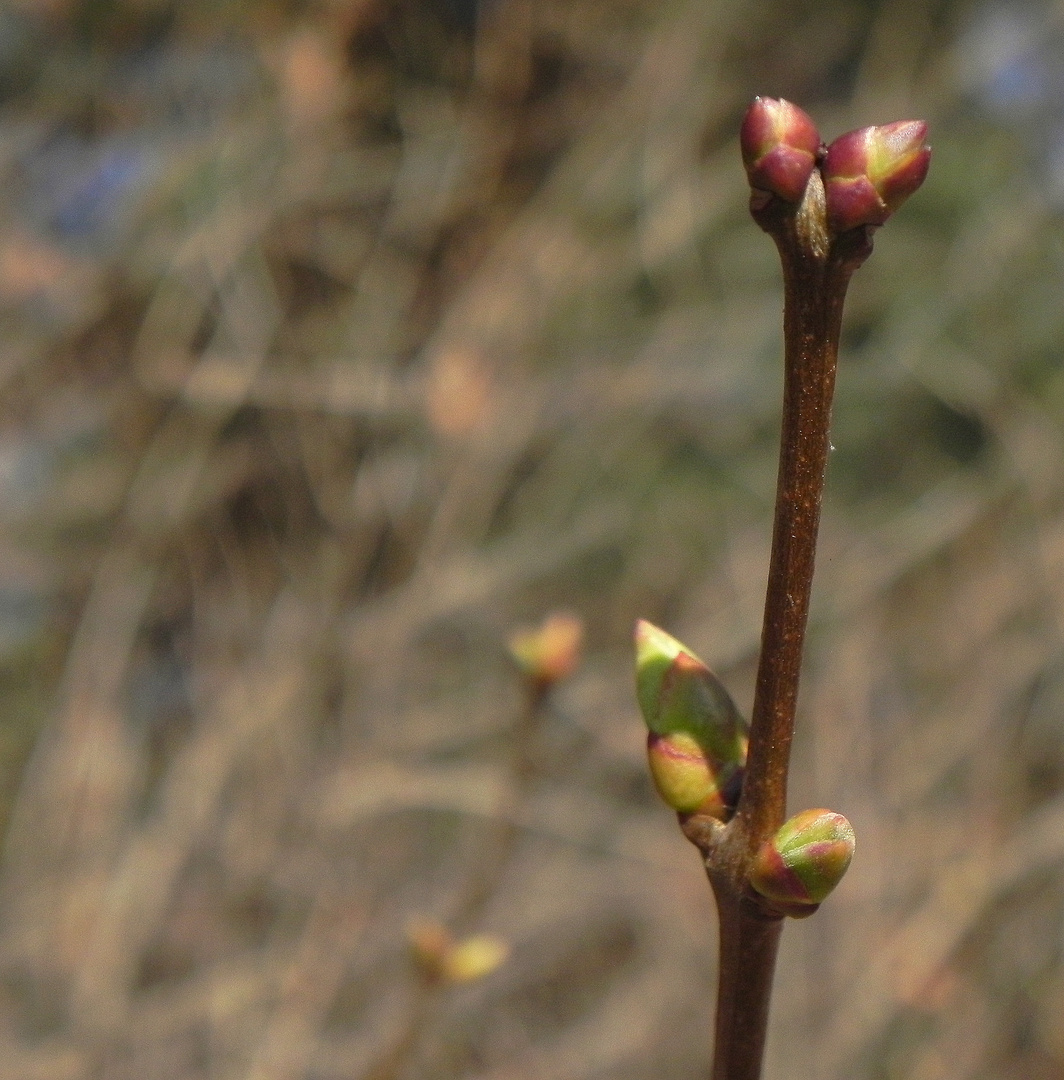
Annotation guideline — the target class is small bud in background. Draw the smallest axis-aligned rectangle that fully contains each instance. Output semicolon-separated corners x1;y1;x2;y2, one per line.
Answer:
443;934;510;982
407;919;453;981
509;611;584;688
740;97;822;204
635;620;748;819
749;808;855;917
407;920;509;983
822;121;930;232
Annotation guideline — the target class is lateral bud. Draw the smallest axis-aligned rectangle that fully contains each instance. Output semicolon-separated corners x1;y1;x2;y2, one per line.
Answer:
740;97;822;204
749;808;855;917
635;620;748;818
822;120;930;232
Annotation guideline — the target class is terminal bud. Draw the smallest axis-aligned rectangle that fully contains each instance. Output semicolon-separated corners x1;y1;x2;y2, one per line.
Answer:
740;97;822;204
822;120;930;232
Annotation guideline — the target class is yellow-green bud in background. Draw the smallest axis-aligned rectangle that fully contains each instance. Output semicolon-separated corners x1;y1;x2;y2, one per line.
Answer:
407;920;510;984
749;808;855;917
635;620;748;818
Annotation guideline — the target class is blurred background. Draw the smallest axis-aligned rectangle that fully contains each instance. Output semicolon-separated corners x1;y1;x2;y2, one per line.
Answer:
0;0;1063;1077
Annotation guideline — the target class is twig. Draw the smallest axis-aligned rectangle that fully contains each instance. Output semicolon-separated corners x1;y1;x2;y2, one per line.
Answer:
635;98;930;1080
703;166;869;1080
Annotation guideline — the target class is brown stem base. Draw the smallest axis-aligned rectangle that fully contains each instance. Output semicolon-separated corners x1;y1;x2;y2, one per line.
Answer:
709;885;783;1080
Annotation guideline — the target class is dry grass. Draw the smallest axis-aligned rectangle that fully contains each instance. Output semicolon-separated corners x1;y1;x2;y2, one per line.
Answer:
1;1;1064;1078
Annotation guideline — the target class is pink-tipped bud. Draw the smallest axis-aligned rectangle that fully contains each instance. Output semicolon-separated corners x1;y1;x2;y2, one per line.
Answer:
508;611;584;688
740;97;822;203
822;120;930;232
749;808;855;917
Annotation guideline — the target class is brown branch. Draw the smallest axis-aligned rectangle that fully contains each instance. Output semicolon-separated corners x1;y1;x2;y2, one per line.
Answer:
695;170;871;1080
738;171;868;849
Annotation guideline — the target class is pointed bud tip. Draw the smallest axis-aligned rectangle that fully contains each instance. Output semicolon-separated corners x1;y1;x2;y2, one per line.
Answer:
634;617;748;795
634;618;683;661
635;620;702;731
740;97;821;204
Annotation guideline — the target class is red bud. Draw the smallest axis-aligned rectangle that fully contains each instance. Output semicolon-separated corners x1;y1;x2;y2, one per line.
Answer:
822;120;930;232
740;97;822;204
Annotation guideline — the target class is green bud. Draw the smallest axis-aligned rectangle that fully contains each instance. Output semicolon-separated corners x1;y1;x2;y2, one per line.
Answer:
749;808;855;917
646;730;747;818
635;620;748;819
646;731;728;816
